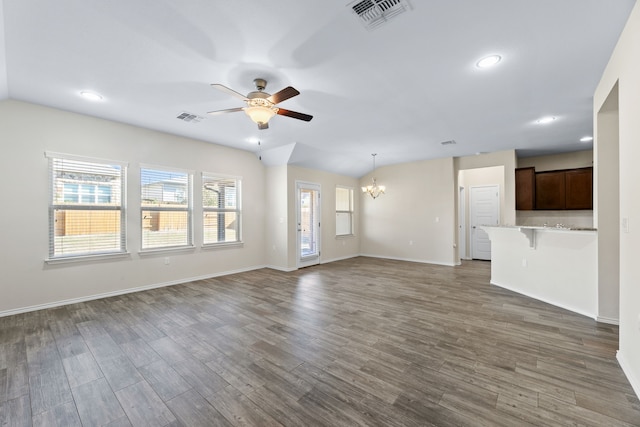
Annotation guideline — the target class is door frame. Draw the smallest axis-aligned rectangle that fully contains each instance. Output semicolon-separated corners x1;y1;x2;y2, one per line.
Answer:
296;181;321;268
469;184;500;260
458;186;467;261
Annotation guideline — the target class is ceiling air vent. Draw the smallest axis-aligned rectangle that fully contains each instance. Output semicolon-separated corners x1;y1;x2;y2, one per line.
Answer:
349;0;412;30
176;112;205;123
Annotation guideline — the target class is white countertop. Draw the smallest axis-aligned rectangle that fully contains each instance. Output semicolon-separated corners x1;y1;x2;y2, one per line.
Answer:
481;224;597;232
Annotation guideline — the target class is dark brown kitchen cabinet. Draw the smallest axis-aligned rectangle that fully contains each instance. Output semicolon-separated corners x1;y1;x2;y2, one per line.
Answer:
535;171;566;210
529;167;593;210
565;168;593;209
515;167;535;210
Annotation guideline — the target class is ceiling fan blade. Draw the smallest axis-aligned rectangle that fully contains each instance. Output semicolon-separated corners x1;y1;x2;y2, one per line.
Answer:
267;87;300;104
207;107;244;115
277;108;313;122
211;84;248;101
258;122;269;130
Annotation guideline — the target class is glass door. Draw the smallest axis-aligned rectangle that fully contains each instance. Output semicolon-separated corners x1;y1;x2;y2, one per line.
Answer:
297;182;321;268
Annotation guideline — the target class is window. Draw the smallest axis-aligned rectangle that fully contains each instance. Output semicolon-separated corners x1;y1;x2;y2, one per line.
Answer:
47;153;127;259
141;167;193;250
336;186;354;236
202;174;241;245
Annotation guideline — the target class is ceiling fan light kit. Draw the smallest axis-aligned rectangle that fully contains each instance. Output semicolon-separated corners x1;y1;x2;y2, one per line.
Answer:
362;153;386;199
244;105;277;127
208;78;312;130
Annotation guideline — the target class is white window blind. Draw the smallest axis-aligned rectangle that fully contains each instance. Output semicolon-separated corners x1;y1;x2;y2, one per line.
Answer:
336;186;354;236
141;167;193;250
47;153;127;259
203;174;241;245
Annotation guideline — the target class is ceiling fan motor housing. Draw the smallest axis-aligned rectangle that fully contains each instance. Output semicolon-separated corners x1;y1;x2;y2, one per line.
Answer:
253;78;267;91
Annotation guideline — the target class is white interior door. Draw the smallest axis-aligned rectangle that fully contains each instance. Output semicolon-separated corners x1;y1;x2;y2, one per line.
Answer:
297;182;321;268
470;185;499;260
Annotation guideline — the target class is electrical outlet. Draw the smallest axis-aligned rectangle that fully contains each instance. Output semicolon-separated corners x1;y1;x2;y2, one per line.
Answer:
522;258;527;267
164;257;170;265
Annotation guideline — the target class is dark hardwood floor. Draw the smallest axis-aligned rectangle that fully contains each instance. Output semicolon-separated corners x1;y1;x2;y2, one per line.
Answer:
1;257;639;426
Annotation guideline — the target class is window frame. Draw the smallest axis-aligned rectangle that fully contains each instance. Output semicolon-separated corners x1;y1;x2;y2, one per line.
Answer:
335;185;355;237
46;152;128;262
140;165;194;252
202;173;242;247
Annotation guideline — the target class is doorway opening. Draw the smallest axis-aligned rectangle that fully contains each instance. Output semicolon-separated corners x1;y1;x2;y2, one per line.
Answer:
296;181;321;268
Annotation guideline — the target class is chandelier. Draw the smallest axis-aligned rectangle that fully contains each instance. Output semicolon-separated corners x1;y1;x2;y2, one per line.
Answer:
362;153;385;199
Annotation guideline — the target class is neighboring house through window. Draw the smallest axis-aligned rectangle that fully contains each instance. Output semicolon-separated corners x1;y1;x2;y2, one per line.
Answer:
47;152;127;259
202;174;241;245
141;167;193;250
336;186;354;236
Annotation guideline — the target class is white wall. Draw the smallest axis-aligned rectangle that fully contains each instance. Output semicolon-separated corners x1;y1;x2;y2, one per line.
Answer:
0;0;8;100
265;165;289;270
596;86;620;323
455;150;517;226
0;100;266;314
458;166;504;259
455;150;517;262
517;150;593;171
286;166;360;269
594;1;640;398
485;227;598;319
360;157;457;266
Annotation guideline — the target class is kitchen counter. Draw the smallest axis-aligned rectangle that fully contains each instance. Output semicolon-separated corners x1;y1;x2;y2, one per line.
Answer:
481;225;597;319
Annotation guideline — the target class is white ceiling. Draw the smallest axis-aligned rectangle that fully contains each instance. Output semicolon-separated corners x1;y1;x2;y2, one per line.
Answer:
0;0;635;177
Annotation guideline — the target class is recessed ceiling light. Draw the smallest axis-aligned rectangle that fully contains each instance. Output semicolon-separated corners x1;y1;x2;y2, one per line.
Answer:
80;91;103;101
580;136;594;142
536;116;556;125
476;55;502;68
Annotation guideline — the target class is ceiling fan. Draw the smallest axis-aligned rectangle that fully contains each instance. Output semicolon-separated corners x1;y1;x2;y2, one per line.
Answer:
208;78;313;130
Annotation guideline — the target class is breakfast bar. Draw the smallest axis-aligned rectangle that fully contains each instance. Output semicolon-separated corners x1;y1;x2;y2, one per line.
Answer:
481;225;598;319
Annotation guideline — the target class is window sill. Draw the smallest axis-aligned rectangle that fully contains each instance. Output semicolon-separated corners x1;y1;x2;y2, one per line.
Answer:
45;252;131;265
138;246;196;256
202;242;244;250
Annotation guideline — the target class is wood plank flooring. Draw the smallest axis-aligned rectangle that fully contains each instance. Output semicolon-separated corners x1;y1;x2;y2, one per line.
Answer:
1;257;639;426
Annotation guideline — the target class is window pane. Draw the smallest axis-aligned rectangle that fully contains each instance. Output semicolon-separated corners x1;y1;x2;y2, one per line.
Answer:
336;187;352;211
202;174;241;245
50;155;125;259
141;169;188;207
97;185;111;203
203;212;238;244
336;212;352;236
63;184;79;203
142;210;189;248
53;209;122;255
53;159;121;206
79;184;96;203
203;177;237;209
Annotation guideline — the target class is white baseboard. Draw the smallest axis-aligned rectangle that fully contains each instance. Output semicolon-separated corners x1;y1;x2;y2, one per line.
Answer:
320;254;359;264
359;253;457;267
264;265;297;272
617;350;640;400
490;280;597;321
0;265;266;318
597;316;620;325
